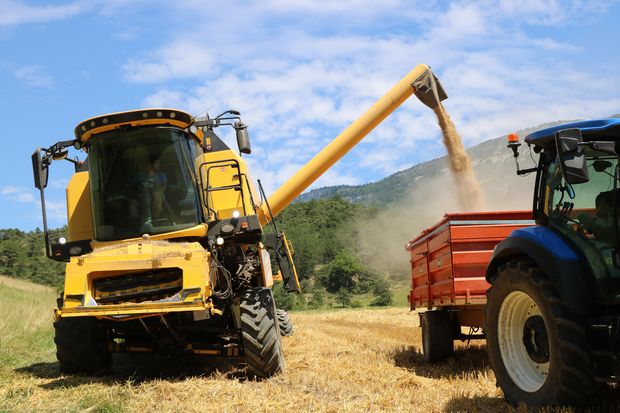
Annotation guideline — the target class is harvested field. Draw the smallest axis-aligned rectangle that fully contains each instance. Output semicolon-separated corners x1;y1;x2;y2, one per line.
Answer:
0;275;615;412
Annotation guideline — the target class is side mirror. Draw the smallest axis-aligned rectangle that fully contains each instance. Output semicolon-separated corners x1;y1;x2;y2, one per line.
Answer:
32;148;49;190
235;122;251;155
555;128;589;184
52;150;69;161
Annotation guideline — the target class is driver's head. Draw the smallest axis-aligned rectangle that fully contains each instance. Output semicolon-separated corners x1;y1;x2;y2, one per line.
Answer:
596;190;616;219
149;154;160;170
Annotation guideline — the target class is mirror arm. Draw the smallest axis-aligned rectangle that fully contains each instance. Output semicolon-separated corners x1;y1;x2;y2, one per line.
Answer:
36;184;53;259
516;167;538;175
42;139;79;165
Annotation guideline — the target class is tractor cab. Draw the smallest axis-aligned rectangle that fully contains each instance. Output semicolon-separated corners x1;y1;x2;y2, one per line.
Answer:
517;118;620;304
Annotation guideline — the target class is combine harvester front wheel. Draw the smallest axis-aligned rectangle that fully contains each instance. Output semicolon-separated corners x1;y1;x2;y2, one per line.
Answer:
240;288;285;378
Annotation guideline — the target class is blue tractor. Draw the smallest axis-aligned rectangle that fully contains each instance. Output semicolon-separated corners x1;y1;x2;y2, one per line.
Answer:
485;118;620;406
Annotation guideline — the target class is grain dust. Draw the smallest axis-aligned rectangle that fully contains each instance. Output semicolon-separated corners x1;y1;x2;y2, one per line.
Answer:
433;104;485;211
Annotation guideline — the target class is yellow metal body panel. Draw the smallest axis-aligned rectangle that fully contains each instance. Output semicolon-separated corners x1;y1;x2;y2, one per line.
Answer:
66;171;94;241
197;149;258;220
90;224;208;249
259;63;432;223
61;240;212;318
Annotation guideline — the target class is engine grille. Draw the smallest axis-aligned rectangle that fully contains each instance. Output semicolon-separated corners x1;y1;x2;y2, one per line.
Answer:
92;268;183;305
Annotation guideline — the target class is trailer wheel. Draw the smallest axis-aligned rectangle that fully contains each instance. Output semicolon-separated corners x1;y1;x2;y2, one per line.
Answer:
240;288;285;378
486;260;600;406
421;310;455;362
276;309;294;336
54;316;110;375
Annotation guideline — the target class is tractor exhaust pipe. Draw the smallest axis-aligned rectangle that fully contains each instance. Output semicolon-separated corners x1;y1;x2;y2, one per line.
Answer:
412;68;447;109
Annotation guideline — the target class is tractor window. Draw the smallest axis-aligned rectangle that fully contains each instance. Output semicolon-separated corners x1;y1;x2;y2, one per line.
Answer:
547;155;617;218
546;152;620;303
88;127;202;241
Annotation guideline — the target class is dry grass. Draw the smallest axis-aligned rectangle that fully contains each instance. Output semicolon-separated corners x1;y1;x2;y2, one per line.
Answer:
0;277;617;412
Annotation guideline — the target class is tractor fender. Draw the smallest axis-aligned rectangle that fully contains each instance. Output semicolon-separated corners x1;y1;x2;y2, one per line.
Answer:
486;226;596;315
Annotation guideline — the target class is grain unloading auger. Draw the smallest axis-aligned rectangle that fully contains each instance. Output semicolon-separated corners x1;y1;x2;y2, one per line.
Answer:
31;63;446;377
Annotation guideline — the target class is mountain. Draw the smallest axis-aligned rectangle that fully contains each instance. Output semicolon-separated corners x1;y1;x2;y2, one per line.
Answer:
294;119;595;279
296;118;619;209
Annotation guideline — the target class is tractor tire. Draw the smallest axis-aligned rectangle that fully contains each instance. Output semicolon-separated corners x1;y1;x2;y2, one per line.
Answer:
421;310;455;362
54;316;111;375
240;288;285;378
276;309;294;336
485;259;601;406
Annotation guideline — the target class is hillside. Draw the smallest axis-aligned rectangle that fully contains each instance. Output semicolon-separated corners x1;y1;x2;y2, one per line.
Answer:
297;120;575;207
299;115;620;209
0;275;587;412
296;117;618;279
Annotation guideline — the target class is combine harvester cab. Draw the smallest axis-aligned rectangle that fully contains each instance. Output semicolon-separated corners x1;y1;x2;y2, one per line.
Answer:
32;64;447;377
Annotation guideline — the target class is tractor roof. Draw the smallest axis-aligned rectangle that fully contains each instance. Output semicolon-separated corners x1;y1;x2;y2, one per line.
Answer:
524;118;620;148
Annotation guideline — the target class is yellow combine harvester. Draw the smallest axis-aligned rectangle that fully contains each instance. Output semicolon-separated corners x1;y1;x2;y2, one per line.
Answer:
32;64;446;377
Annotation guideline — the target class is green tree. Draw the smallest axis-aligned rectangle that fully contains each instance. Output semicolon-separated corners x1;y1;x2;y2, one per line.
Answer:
307;284;325;309
0;226;67;288
323;249;379;294
272;283;295;311
335;289;352;308
324;250;364;292
274;197;377;281
370;280;393;307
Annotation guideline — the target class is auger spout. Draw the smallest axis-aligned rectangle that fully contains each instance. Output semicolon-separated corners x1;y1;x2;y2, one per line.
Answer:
259;64;447;223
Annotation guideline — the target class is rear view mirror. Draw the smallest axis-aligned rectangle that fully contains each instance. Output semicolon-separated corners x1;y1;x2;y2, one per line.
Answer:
235;122;251;155
52;150;69;161
31;148;49;189
555;128;589;184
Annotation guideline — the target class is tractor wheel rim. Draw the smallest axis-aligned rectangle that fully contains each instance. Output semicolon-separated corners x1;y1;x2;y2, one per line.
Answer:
498;290;550;392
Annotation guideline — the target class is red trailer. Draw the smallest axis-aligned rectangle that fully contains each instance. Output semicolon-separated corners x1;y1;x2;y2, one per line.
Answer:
405;211;534;362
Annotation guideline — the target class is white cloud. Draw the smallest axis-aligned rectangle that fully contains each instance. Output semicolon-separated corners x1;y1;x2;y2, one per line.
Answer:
2;186;35;202
498;0;613;26
45;199;67;222
123;40;214;83
0;0;87;27
50;179;70;190
13;65;54;89
117;0;619;193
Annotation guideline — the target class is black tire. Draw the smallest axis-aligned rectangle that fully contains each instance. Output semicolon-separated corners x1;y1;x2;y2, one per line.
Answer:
276;309;294;336
240;288;285;378
54;316;111;375
421;310;455;362
485;260;601;406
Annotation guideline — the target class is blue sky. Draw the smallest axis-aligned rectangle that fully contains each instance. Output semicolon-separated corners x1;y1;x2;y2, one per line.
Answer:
1;0;619;231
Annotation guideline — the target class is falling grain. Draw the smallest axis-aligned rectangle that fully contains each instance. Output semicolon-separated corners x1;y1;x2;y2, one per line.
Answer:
433;104;485;211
